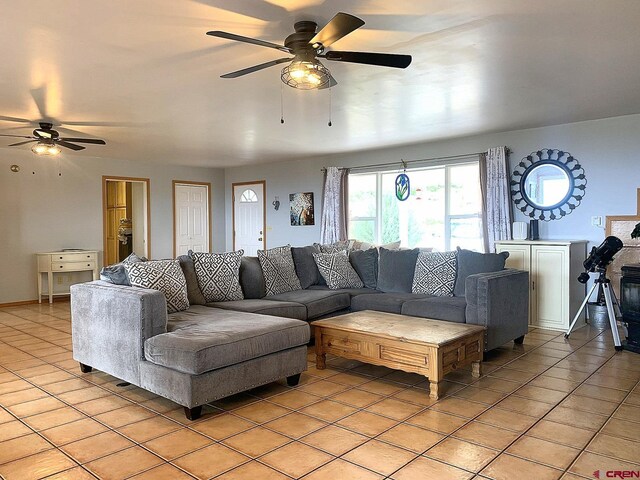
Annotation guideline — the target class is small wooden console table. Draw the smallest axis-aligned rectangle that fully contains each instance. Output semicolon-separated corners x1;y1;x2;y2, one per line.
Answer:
37;251;100;304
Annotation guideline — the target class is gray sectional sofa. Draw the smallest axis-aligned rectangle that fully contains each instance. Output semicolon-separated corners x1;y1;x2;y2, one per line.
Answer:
71;246;529;420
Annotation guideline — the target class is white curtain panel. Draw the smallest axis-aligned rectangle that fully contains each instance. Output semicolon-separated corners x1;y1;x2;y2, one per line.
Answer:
481;147;513;252
320;166;349;244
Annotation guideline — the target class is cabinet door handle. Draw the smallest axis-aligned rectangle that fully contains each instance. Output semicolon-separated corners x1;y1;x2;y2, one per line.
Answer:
532;281;535;290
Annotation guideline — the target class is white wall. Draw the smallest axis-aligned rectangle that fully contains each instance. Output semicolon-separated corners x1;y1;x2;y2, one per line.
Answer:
0;150;225;304
224;114;640;250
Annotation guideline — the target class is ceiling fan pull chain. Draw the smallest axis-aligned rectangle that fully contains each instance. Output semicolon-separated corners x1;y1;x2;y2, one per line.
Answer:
328;87;332;127
280;81;285;124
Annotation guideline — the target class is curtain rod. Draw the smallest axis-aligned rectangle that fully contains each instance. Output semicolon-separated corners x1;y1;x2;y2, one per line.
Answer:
320;148;511;172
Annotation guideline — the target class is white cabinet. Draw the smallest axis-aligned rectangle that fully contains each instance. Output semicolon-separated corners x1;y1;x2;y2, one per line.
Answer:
495;240;587;331
37;251;100;304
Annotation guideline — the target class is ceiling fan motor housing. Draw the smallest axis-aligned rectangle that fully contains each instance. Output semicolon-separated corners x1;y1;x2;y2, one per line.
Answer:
285;21;323;55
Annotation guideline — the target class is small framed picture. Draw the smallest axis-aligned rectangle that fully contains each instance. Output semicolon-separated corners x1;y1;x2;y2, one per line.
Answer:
290;192;315;226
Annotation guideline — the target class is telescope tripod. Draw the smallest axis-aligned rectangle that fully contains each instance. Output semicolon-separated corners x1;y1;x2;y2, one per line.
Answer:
565;269;624;351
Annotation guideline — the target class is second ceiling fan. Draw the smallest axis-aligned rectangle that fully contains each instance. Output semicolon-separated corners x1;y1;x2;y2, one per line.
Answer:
207;12;412;90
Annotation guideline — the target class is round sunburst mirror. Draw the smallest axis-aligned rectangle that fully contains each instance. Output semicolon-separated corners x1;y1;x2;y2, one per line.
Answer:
510;149;586;221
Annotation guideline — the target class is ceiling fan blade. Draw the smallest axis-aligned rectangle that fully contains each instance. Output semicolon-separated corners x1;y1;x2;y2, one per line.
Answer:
325;51;412;68
207;31;291;53
59;137;106;145
0;115;32;124
57;140;85;151
30;86;51;120
221;58;292;78
0;133;34;139
310;12;365;48
8;140;37;147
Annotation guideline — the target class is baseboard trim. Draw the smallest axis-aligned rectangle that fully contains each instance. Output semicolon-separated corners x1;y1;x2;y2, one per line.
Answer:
0;297;71;308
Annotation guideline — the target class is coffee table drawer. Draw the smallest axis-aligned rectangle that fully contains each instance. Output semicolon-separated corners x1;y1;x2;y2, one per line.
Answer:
323;334;362;354
380;345;429;368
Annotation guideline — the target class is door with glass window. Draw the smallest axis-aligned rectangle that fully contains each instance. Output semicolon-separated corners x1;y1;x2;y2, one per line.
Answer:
233;182;265;256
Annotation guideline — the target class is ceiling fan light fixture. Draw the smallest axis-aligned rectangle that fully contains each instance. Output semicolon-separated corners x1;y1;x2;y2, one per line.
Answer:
281;60;330;90
32;141;61;156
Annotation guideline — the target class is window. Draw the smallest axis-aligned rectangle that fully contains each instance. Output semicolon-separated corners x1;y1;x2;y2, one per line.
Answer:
348;161;484;251
240;189;258;203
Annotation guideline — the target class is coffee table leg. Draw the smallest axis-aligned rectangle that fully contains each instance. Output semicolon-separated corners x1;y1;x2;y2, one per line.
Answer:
472;361;482;378
429;380;440;400
314;326;326;370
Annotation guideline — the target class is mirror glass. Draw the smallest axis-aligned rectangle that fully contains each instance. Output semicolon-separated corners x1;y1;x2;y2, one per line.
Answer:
104;178;149;265
523;164;570;208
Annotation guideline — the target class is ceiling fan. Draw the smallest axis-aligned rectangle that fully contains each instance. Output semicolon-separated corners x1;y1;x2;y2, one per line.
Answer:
0;122;106;155
207;12;412;90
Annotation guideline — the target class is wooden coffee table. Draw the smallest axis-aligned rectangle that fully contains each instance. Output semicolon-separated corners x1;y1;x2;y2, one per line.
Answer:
312;310;485;399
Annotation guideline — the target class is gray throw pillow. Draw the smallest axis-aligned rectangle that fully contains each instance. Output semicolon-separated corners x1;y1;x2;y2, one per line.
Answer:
240;256;267;299
291;245;324;289
377;247;420;293
189;251;244;302
349;248;378;289
453;248;510;296
313;251;364;290
177;255;208;306
412;251;457;296
258;245;302;296
99;264;130;285
125;259;189;313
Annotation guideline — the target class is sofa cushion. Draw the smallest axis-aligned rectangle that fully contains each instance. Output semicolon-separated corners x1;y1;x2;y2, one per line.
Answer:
401;296;467;323
349;248;378;289
308;285;379;297
313;251;364;290
240;256;266;299
258;245;302;296
177;255;207;306
291;245;324;288
145;306;309;375
125;259;189;314
351;292;429;314
412;251;457;297
377;247;420;293
207;299;307;320
453;248;509;297
351;240;401;251
267;289;350;319
190;250;244;302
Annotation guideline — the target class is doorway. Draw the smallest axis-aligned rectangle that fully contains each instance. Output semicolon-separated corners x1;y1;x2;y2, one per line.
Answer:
102;176;150;265
173;181;211;256
233;181;266;256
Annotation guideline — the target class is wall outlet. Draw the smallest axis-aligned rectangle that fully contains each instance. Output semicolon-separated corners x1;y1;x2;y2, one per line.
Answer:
591;216;603;228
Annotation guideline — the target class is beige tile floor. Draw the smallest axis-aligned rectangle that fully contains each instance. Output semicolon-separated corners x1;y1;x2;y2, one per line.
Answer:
0;302;639;479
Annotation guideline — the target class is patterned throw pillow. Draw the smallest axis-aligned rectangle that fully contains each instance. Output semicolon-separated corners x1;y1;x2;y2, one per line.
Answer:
412;251;458;296
258;245;302;296
313;251;364;290
189;250;244;302
125;260;190;313
314;240;352;253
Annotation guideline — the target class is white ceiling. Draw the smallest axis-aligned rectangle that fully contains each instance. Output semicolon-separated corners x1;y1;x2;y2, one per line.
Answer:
1;0;640;167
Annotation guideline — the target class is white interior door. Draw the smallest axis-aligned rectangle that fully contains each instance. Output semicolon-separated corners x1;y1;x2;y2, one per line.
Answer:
175;184;209;256
233;183;264;256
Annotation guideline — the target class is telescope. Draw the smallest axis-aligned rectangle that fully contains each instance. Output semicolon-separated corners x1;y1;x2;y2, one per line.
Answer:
577;236;623;284
568;235;625;351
